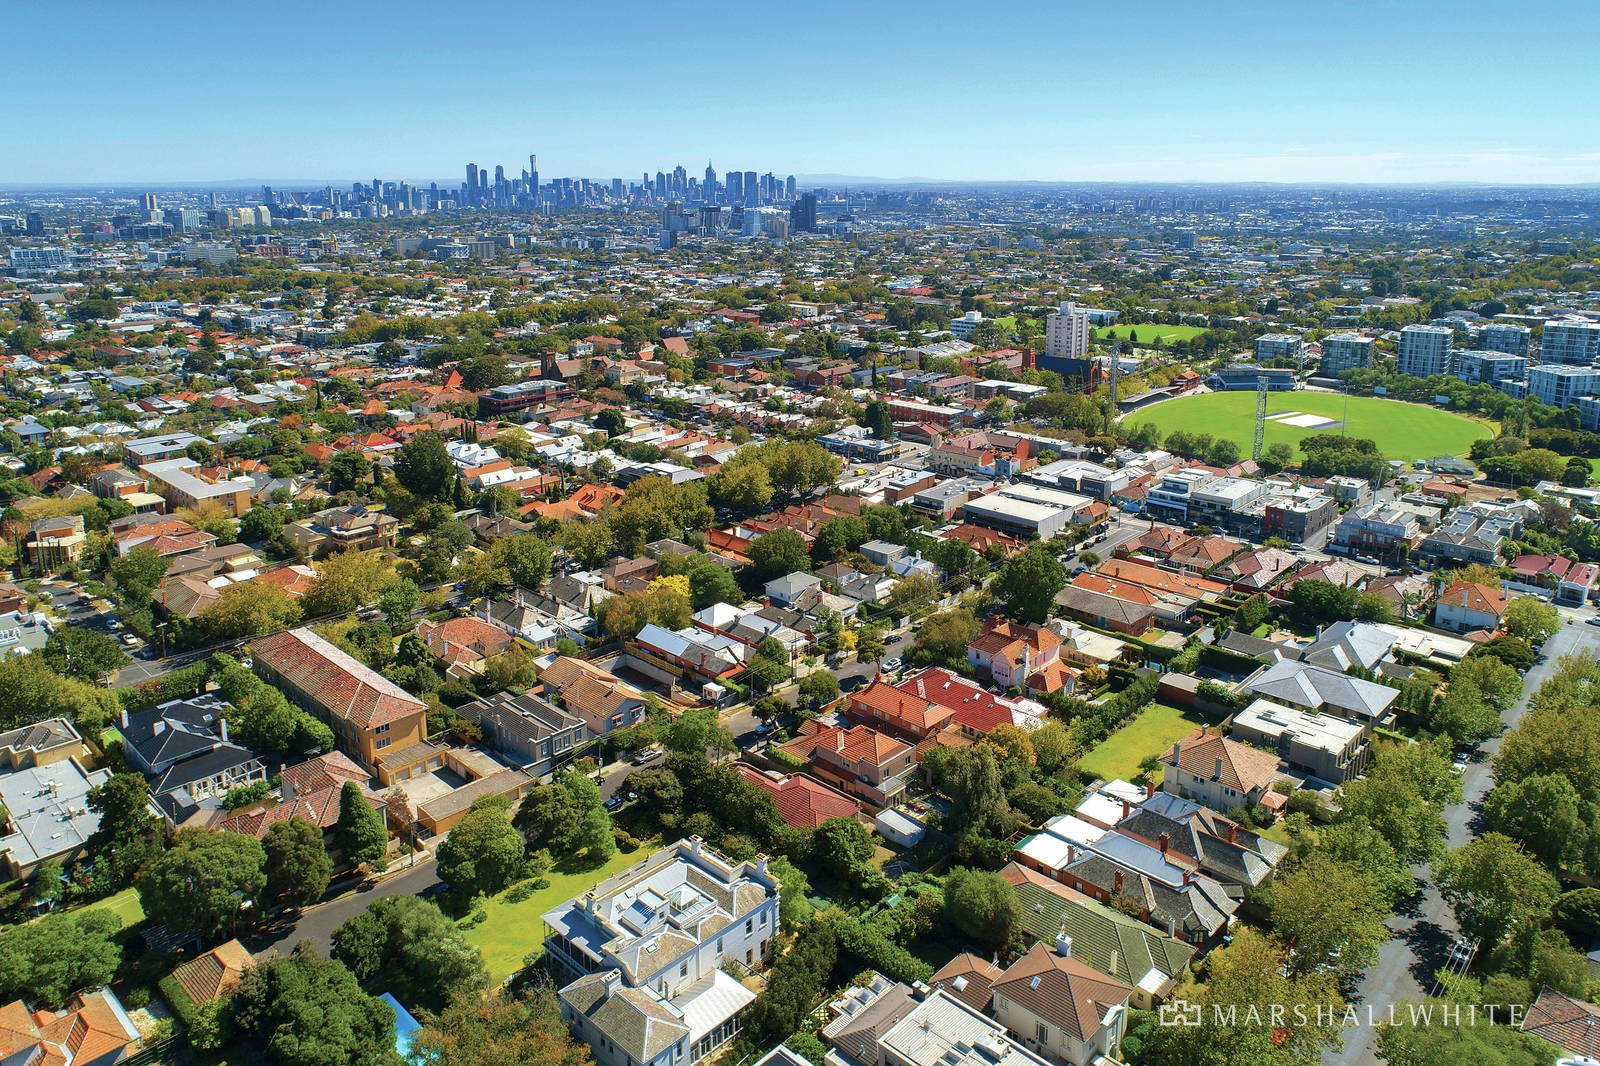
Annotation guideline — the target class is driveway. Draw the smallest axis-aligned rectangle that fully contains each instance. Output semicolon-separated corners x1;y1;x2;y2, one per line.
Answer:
1325;618;1600;1065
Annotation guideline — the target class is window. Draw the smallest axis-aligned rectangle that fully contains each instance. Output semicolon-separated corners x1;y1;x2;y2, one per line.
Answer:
376;723;390;735
715;937;724;955
745;919;753;934
377;737;391;749
1037;1022;1049;1045
679;962;688;979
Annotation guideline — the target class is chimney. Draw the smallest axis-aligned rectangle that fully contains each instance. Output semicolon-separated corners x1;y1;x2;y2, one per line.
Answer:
1144;779;1156;799
1065;844;1075;864
1120;799;1131;821
1113;870;1124;892
1214;757;1224;781
279;764;292;801
1227;823;1237;844
1054;932;1073;958
220;717;229;743
1182;868;1193;886
1158;833;1170;855
1170;742;1181;765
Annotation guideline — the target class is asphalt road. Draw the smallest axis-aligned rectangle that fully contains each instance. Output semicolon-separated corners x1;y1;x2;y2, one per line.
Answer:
1324;615;1600;1066
249;854;443;959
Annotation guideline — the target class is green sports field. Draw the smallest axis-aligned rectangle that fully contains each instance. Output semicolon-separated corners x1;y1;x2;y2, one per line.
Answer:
1127;390;1493;462
1096;323;1209;346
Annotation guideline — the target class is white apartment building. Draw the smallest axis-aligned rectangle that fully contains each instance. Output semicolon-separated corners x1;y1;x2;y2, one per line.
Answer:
1396;324;1453;378
548;838;781;1066
1320;333;1373;376
1045;302;1092;360
1255;333;1303;363
950;310;985;339
1539;319;1600;366
1453;350;1527;387
1528;364;1600;410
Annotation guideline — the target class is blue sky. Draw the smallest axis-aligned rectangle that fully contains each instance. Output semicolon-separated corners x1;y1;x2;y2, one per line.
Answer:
7;0;1598;186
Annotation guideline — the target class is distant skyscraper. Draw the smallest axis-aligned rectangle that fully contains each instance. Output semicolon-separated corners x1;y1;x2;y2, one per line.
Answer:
786;175;796;199
530;154;540;203
789;193;817;233
139;192;158;212
24;212;44;237
743;170;758;205
704;161;717;200
1478;323;1530;358
726;171;743;205
466;163;479;207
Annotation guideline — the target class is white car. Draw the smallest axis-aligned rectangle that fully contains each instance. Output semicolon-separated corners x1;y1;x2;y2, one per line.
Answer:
881;657;903;674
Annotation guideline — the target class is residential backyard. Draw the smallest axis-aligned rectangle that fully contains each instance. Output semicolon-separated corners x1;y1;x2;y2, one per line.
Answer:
80;887;145;929
460;842;660;983
1077;702;1207;785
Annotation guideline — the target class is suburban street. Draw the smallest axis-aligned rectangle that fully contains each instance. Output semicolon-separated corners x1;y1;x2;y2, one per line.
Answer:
249;855;442;959
1324;614;1600;1066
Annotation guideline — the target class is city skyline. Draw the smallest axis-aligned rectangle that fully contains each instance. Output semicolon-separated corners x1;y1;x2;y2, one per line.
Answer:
6;0;1599;186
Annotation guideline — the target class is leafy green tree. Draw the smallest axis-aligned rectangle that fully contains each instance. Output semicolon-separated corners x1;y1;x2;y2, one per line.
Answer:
815;816;875;880
40;626;126;682
707;460;774;515
688;561;741;608
1436;833;1560;947
230;944;398;1066
263;817;333;908
137;828;268;939
811;516;868;563
749;528;811;579
1484;774;1590;871
914;607;980;665
332;895;488;1011
377;577;421;631
593;407;626;438
199;580;303;639
1377;999;1555;1066
0;910;121;1008
85;771;164;889
0;653;120;734
334;782;389;872
108;547;169;604
797;671;840;707
513;770;605;854
395;431;454;501
571;806;618;865
327;451;372;495
862;399;893;439
991;542;1065;624
1266;854;1389;977
1299;820;1414;908
662;708;734;757
1502;596;1560;645
943;867;1019;951
558;520;614;569
437;802;527;898
412;986;595;1066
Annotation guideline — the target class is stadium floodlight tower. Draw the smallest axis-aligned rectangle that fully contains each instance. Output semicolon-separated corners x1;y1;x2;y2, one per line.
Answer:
1253;372;1269;461
1106;341;1121;435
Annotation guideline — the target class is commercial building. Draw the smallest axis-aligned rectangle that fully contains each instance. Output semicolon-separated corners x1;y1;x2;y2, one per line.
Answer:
1396;324;1452;378
1319;333;1373;376
547;838;779;1066
0;719;108;880
960;483;1093;541
139;458;253;518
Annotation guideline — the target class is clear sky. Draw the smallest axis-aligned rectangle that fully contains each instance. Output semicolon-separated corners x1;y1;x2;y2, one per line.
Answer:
7;0;1598;186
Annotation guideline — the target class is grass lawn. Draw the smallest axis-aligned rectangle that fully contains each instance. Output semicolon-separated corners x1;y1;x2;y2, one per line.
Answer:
80;887;144;929
461;843;660;983
1077;703;1206;785
1096;323;1209;346
1127;390;1492;462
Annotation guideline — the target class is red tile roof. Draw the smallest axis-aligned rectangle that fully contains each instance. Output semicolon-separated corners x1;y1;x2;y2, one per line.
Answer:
250;627;425;728
732;765;860;829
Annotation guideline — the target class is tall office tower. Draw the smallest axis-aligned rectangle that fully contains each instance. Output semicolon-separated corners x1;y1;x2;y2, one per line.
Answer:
612;177;624;199
1397;324;1454;378
704;162;717;200
743;170;758;205
1479;323;1530;358
23;212;43;237
789;192;817;233
726;171;743;205
672;164;687;196
494;165;506;205
786;175;796;199
655;171;667;198
466;163;479;207
1540;319;1600;365
1044;301;1091;360
761;173;776;202
1320;333;1375;376
479;170;489;202
140;192;158;212
530;155;540;204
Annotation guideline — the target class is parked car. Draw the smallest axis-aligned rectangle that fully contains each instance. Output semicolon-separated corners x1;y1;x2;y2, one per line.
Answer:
881;657;903;674
630;747;664;766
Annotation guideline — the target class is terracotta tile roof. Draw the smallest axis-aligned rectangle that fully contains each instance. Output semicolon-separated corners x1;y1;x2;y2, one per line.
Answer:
416;616;516;666
992;941;1131;1042
848;680;954;738
1160;727;1279;795
250;627;426;728
0;991;138;1066
894;666;1037;734
732;764;860;829
1438;580;1508;617
930;953;1003;1013
779;723;911;768
170;940;255;1004
1522;987;1600;1059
